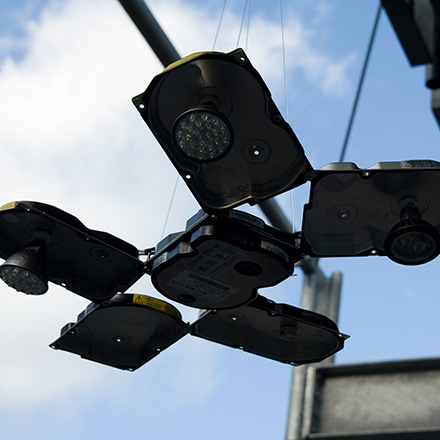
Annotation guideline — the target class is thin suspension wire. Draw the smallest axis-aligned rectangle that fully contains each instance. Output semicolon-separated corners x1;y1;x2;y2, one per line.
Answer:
338;3;382;162
212;0;227;50
279;0;294;231
236;0;249;47
161;174;179;239
280;0;289;122
245;0;252;52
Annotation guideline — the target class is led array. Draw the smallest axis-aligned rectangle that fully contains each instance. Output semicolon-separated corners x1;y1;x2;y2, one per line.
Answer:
0;265;47;295
174;110;231;161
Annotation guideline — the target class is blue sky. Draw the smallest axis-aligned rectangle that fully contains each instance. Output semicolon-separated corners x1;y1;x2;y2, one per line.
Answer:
0;1;439;439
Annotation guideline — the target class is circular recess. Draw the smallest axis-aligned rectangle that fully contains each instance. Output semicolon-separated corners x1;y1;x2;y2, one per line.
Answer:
234;261;263;276
177;293;196;304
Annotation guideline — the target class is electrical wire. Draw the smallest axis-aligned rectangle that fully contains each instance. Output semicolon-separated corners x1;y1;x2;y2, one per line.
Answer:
338;3;382;162
245;0;252;52
280;0;289;123
279;0;295;231
212;0;227;50
237;0;249;47
160;174;179;239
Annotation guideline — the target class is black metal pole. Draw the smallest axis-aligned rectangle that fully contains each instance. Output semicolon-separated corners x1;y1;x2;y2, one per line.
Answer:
259;199;323;276
118;0;181;67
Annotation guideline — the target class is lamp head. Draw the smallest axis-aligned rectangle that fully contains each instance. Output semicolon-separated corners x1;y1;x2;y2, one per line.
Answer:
384;218;440;265
133;48;313;212
0;244;48;295
301;160;440;265
0;201;144;301
173;108;232;161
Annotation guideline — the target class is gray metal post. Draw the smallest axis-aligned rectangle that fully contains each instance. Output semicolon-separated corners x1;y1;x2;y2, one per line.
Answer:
259;199;343;440
285;270;342;440
116;4;343;440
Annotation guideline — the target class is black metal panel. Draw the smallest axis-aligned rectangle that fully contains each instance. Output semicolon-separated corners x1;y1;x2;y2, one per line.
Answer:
304;358;440;440
189;295;348;365
51;294;187;371
147;210;300;309
307;429;440;440
382;0;433;65
0;201;144;301
133;49;313;212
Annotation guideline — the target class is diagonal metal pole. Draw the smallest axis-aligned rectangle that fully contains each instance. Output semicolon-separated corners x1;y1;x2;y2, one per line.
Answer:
116;4;342;440
118;0;180;66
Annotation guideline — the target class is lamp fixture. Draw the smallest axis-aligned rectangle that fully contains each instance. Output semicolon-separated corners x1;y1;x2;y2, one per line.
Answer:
50;294;187;371
133;48;313;212
301;160;440;265
146;209;301;309
173;108;232;161
384;196;440;265
189;295;349;365
0;201;144;301
0;241;48;295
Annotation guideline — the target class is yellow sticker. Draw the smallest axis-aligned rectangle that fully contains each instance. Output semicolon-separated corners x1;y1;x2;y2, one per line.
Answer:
0;201;17;211
163;51;210;71
133;294;181;319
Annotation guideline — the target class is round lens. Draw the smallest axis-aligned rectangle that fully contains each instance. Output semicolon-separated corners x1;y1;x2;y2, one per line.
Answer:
385;220;440;265
174;110;232;161
0;264;48;295
389;230;437;264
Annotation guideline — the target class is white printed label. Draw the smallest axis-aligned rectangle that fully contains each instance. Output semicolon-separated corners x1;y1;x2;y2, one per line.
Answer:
167;270;237;304
186;242;243;276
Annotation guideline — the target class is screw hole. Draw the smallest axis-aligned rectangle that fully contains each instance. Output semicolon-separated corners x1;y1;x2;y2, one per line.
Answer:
249;145;263;158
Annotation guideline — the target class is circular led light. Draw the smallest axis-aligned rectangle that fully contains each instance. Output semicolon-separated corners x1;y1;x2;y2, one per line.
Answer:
0;249;48;294
384;219;440;265
173;110;232;161
0;264;48;294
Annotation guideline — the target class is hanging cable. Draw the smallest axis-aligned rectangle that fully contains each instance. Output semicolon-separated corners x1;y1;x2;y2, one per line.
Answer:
245;0;252;52
338;3;382;162
236;0;249;47
212;0;227;50
161;174;180;239
279;0;295;231
280;0;289;122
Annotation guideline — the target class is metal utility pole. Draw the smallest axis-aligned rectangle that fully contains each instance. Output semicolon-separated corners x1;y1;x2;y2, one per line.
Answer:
116;3;343;440
259;200;342;440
